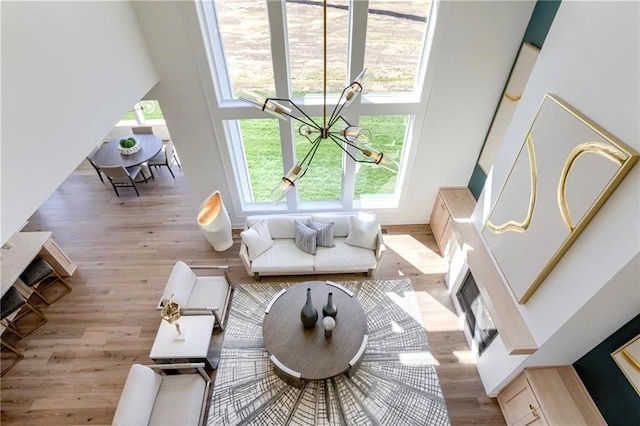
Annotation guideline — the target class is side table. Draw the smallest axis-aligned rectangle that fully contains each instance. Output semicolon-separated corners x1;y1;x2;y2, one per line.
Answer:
150;315;215;371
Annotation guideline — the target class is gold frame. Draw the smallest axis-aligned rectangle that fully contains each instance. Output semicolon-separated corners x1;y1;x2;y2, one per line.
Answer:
611;334;640;396
483;93;639;304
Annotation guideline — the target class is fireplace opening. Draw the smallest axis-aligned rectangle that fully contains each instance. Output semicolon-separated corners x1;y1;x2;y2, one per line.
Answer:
456;271;498;354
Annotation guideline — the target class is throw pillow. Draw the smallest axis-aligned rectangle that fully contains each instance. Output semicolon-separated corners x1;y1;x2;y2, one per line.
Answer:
345;216;379;250
294;221;317;255
307;219;335;247
241;220;274;261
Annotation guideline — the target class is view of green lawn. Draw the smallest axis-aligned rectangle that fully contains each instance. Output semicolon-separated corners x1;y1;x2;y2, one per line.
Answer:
121;100;405;202
240;115;406;201
121;100;164;121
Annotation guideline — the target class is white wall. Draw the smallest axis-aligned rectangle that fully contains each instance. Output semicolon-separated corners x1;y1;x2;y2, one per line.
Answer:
473;1;640;394
131;0;534;227
1;1;158;243
131;1;235;221
398;0;535;225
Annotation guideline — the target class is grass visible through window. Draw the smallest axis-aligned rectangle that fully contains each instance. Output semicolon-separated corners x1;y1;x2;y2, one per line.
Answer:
240;116;405;201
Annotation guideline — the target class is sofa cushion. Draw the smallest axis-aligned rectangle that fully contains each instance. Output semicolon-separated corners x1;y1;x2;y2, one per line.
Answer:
247;215;312;239
251;239;315;274
310;214;351;237
112;364;162;426
189;276;230;312
314;238;378;272
241;220;274;261
294;221;317;254
345;216;380;250
307;219;335;247
148;373;207;426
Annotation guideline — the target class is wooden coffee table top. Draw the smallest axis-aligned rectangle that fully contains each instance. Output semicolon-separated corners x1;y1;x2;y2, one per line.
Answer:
263;281;367;381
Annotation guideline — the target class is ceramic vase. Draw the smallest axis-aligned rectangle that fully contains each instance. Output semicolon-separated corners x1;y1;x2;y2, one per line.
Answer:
322;292;338;319
300;288;318;328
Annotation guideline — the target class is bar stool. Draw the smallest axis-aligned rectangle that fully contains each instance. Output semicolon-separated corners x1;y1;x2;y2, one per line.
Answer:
1;339;24;376
1;286;47;338
19;257;72;305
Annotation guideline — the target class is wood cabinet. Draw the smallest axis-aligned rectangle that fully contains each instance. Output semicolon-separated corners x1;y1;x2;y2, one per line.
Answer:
430;187;475;259
497;367;605;426
41;237;77;276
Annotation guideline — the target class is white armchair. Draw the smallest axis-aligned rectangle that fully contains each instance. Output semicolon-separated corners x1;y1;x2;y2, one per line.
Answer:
112;363;211;426
157;261;232;330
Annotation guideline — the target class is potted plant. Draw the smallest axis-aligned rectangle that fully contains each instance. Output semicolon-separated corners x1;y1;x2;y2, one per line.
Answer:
119;137;141;155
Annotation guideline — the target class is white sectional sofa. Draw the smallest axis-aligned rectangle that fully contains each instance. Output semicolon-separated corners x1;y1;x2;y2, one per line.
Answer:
239;212;385;279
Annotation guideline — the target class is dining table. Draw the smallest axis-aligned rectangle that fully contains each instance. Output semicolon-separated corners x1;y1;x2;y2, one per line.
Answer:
92;133;163;168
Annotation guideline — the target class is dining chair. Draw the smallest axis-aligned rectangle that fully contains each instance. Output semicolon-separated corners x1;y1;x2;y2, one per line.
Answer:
132;126;154;134
101;165;143;196
19;256;72;305
1;339;24;376
1;286;47;338
86;146;105;183
147;140;182;179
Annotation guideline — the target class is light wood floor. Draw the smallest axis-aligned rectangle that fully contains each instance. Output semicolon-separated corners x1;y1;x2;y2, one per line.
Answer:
0;161;505;425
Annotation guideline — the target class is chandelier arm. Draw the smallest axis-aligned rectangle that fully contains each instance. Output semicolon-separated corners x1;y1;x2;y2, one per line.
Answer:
329;115;352;131
306;136;324;167
331;134;360;152
328;134;379;166
267;98;322;130
299;136;324;166
327;87;351;127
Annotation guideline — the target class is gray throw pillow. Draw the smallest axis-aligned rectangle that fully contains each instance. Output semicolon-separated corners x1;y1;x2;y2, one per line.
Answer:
307;219;335;248
294;221;317;254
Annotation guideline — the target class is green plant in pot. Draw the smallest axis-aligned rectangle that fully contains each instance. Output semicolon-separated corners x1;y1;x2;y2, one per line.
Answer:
119;137;137;149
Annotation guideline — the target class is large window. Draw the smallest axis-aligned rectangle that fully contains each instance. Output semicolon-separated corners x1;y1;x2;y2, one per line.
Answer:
201;0;433;209
119;100;165;126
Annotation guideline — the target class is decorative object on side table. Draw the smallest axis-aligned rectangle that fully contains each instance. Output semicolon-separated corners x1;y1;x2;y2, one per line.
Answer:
118;137;141;155
322;316;336;338
160;294;187;341
197;190;233;252
300;287;318;328
322;291;337;319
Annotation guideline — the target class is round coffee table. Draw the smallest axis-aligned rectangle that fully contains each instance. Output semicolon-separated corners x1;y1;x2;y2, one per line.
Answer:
263;281;367;384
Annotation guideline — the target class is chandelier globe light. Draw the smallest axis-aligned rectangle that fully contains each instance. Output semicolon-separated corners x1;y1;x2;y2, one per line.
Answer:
239;1;400;204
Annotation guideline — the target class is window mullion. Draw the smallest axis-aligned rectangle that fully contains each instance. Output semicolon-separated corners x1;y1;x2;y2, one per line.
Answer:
348;0;369;83
342;0;369;207
267;0;297;208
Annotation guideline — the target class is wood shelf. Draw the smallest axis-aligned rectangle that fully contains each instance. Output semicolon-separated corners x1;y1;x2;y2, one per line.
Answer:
437;187;537;355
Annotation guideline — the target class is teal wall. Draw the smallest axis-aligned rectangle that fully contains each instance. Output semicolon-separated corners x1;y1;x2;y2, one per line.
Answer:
573;315;640;425
467;0;561;200
523;0;563;48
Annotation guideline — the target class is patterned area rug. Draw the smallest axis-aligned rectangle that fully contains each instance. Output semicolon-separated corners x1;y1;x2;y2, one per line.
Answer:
208;278;450;425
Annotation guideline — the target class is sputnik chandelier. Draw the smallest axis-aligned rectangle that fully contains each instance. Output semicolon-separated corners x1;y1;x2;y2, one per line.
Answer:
240;0;400;204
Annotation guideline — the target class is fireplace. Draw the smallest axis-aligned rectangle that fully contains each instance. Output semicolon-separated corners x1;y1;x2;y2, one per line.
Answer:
456;271;498;354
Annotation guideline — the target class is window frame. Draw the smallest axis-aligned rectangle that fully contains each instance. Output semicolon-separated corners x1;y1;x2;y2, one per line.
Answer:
197;0;436;212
